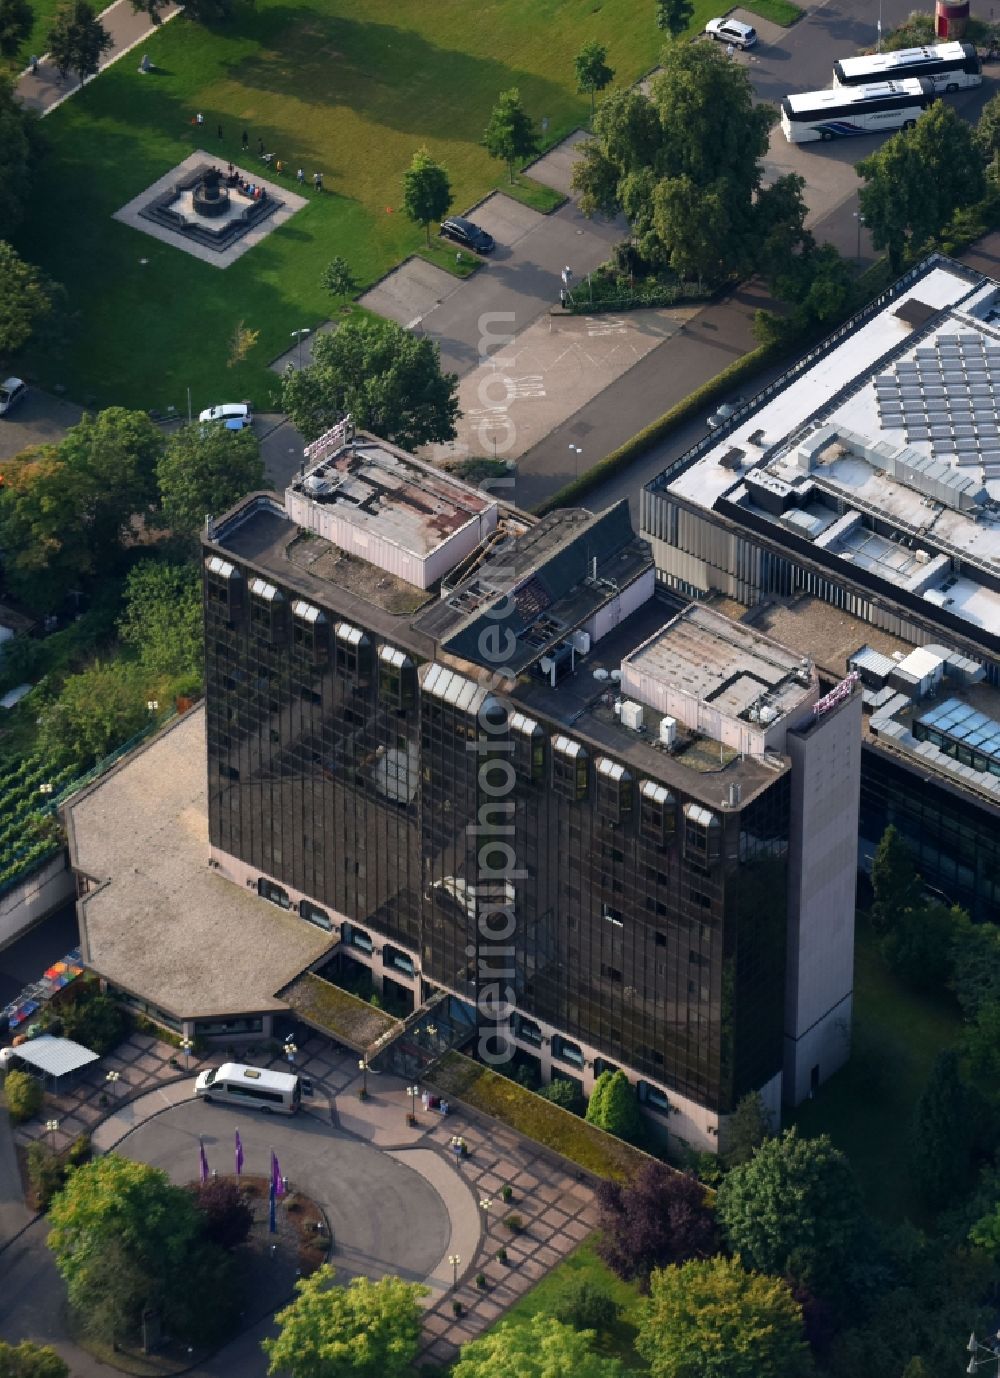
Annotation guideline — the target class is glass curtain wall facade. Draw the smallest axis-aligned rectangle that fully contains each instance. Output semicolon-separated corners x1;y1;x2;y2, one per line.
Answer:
204;556;792;1116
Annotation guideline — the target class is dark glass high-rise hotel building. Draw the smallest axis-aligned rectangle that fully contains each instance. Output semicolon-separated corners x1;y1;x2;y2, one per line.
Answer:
201;427;861;1151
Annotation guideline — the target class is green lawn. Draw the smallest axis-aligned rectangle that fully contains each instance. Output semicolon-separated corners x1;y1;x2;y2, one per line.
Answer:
492;1235;646;1370
791;917;962;1224
0;0;66;79
741;0;804;26
14;0;717;413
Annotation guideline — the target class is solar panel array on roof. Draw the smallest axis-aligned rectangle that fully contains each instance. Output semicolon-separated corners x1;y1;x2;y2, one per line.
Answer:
873;334;1000;473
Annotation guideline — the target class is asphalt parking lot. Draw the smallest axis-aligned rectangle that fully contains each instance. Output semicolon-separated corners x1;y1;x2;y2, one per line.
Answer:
0;389;83;462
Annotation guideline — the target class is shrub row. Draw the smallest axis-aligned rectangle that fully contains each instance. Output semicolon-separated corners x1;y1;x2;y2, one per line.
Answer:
532;342;776;515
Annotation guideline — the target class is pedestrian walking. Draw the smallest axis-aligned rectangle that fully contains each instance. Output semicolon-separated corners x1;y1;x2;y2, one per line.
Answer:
217;123;223;141
275;159;284;175
29;54;39;75
242;129;249;150
313;171;323;191
258;137;265;156
296;167;305;185
196;112;205;126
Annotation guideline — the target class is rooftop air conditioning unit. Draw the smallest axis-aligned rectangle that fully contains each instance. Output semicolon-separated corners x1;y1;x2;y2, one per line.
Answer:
620;700;644;731
659;716;677;747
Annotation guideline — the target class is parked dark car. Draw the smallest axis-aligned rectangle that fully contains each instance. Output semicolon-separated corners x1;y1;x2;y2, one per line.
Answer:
440;216;495;255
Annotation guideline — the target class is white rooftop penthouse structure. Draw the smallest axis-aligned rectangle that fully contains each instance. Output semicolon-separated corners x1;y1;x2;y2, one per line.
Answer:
642;256;1000;680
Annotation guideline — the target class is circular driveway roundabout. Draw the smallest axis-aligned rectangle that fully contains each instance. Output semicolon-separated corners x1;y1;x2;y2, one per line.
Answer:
117;1101;456;1288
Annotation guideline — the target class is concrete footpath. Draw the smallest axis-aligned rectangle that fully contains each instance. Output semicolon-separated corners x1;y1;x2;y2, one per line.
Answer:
15;0;181;116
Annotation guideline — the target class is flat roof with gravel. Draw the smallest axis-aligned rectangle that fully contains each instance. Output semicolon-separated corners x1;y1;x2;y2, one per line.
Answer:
64;707;334;1019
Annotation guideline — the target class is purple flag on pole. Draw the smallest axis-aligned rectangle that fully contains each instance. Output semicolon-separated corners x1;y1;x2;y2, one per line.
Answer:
270;1149;285;1199
235;1129;244;1176
268;1175;277;1234
199;1138;209;1184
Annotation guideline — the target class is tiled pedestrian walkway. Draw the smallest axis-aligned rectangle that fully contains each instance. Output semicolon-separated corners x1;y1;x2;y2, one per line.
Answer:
14;1028;599;1366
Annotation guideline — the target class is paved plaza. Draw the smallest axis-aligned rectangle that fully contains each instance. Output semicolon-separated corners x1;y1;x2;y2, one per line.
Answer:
6;1029;599;1371
113;152;308;268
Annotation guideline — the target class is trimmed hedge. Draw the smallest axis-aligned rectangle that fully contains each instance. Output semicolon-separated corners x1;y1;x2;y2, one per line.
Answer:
428;1050;654;1181
532;342;776;515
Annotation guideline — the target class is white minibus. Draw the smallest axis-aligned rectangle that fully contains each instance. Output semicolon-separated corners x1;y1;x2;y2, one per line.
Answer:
195;1062;301;1114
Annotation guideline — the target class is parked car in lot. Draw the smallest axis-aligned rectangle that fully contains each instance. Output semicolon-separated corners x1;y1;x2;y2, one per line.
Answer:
707;395;746;430
0;378;28;417
440;216;495;255
705;17;758;48
198;401;253;430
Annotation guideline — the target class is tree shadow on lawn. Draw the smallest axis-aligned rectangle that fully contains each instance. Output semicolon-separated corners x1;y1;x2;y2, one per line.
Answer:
229;11;570;141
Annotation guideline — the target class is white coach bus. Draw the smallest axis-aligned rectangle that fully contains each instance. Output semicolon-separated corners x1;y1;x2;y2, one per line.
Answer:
195;1063;302;1114
833;41;981;93
780;78;935;143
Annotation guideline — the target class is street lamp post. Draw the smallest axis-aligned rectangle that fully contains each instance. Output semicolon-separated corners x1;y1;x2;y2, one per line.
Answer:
45;1119;59;1151
406;1084;419;1125
449;1253;461;1289
180;1036;193;1072
290;328;311;371
358;1056;368;1099
106;1070;121;1101
854;210;865;264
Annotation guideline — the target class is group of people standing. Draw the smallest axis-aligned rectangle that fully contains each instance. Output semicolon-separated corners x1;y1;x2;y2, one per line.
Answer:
190;117;327;193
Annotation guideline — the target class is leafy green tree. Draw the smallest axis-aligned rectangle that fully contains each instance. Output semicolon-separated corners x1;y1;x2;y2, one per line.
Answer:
48;1155;235;1348
0;241;59;364
969;1200;1000;1259
538;1076;584;1113
119;560;203;684
976;89;1000;182
0;79;35;241
575;40;614;120
909;1049;976;1208
870;825;920;936
4;1067;42;1123
61;991;130;1054
573;44;775;283
128;0;169;24
281;314;459;448
551;1276;620;1333
37;659;150;767
321;256;357;299
0;446;94;607
0;0;32;59
0;1340;69;1378
858;103;986;272
263;1269;428;1378
585;1069;645;1144
655;0;694;38
880;900;957;992
961;998;1000;1092
722;1090;772;1166
452;1313;627;1378
47;0;112;84
900;1359;934;1378
59;407;164;553
402;147;452;247
717;1129;865;1300
636;1255;812;1378
482;87;539;183
156;423;264;540
949;918;1000;1019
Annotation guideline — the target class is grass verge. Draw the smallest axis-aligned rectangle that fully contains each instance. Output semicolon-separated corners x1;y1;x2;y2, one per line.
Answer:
791;917;961;1224
429;1051;652;1181
741;0;803;25
495;1234;645;1367
494;175;567;213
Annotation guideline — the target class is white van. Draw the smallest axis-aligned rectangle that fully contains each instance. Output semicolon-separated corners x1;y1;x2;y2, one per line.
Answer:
195;1062;301;1114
